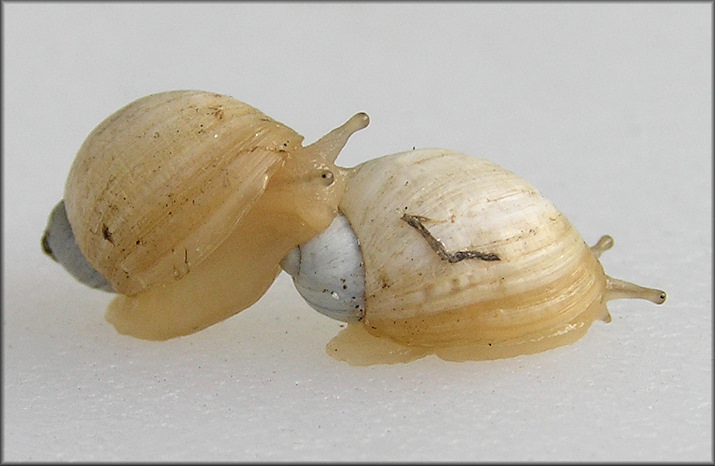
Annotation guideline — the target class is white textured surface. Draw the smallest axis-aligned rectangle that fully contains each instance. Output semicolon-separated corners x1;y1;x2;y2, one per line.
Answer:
3;3;711;462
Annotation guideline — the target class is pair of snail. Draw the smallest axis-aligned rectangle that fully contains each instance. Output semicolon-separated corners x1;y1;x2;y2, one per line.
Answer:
42;90;666;363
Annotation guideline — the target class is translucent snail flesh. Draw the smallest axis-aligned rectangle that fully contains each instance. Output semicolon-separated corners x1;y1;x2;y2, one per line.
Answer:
281;149;667;364
42;90;368;340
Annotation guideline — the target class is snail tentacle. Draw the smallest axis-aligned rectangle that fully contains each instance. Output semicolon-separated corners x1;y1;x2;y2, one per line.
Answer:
605;276;667;304
590;235;615;258
589;235;666;304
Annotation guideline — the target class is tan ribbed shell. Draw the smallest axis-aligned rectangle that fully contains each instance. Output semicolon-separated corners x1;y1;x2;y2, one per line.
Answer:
64;90;301;295
339;149;609;348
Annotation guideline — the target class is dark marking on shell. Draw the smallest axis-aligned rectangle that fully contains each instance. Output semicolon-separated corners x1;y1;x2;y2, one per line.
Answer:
400;213;500;263
102;224;114;244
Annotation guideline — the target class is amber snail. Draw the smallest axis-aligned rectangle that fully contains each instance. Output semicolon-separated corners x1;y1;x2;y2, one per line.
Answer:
42;90;368;340
280;149;667;363
42;91;666;363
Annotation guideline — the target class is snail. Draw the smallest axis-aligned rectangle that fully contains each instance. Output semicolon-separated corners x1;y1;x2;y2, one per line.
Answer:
43;93;666;363
280;148;667;363
42;90;368;340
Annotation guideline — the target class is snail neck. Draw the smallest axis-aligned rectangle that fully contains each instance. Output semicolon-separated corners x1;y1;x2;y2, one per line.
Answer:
258;151;348;238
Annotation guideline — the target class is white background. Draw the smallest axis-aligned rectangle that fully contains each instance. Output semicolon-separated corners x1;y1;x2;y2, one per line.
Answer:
3;2;712;461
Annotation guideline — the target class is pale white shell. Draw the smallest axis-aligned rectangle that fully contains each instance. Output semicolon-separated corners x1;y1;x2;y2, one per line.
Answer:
337;148;608;347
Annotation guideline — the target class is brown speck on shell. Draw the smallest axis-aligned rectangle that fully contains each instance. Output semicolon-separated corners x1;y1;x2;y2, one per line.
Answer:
102;224;114;244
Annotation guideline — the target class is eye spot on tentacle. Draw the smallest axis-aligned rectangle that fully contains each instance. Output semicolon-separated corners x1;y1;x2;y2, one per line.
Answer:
319;170;335;186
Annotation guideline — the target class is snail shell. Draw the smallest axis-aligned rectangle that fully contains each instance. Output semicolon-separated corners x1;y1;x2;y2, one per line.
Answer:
44;90;368;340
282;149;666;362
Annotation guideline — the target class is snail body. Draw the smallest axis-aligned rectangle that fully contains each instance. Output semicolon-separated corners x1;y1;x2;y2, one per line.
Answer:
282;149;666;362
43;90;368;340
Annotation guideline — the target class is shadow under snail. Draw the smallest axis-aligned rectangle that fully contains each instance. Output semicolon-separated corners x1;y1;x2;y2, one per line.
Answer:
42;90;666;364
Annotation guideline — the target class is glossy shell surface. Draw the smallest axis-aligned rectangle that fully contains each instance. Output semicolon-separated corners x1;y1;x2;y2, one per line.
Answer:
64;90;301;295
338;149;608;347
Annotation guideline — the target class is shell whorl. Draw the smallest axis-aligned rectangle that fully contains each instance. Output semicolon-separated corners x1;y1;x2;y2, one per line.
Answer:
64;90;301;295
338;149;608;346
